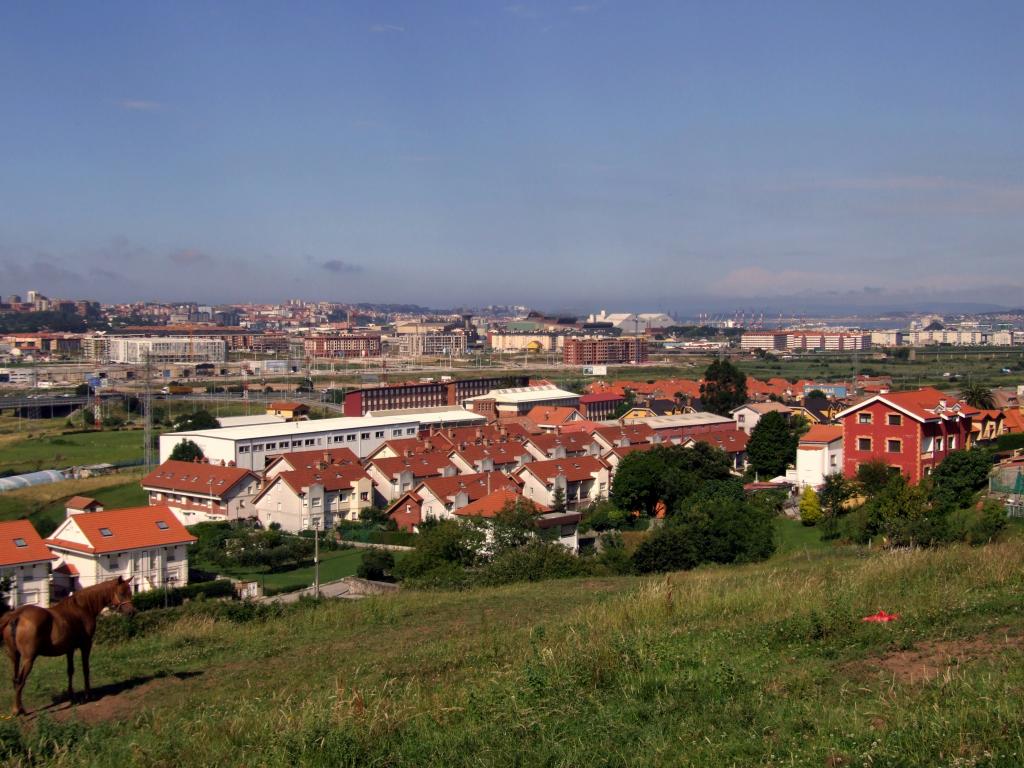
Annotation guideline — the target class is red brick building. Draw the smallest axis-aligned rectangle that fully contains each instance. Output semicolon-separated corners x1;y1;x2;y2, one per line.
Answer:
562;336;648;366
303;333;381;358
342;376;529;416
836;387;973;484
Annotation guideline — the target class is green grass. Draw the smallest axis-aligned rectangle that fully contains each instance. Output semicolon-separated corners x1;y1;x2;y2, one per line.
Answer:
206;547;403;592
0;474;146;535
773;517;832;555
0;429;145;475
5;538;1024;766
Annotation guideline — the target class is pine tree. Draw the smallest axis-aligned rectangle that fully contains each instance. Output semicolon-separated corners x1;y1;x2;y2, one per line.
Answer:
551;486;567;514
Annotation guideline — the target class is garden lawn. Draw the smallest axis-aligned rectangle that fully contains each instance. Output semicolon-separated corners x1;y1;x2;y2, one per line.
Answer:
204;547;404;593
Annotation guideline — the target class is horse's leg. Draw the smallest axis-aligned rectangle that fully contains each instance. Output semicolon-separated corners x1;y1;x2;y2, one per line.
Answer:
13;654;35;716
81;642;92;700
66;651;76;704
8;647;21;716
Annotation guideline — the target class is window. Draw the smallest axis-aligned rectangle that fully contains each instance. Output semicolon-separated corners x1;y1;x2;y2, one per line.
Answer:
99;527;113;537
312;498;321;507
886;439;902;453
265;442;276;450
360;492;368;501
361;432;370;440
156;520;170;530
375;431;384;438
857;437;871;451
392;429;402;437
406;428;417;435
333;435;343;443
305;439;315;446
239;446;249;453
887;414;902;426
347;434;356;442
949;436;957;450
858;413;873;424
13;537;27;548
737;414;745;423
936;437;944;451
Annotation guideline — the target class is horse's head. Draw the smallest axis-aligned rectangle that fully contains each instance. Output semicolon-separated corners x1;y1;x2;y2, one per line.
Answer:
111;575;138;616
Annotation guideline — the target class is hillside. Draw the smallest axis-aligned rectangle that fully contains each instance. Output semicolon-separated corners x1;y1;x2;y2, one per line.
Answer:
4;538;1024;766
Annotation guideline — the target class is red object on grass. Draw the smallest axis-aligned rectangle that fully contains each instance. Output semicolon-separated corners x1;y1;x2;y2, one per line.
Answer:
862;610;900;623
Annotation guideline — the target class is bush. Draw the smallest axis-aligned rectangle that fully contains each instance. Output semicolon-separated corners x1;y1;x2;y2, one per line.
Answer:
996;433;1024;452
479;541;586;586
132;579;236;611
799;487;822;526
398;561;474;590
357;549;395;581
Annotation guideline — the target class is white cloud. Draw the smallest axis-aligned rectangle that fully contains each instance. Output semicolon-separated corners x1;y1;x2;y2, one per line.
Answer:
370;24;405;33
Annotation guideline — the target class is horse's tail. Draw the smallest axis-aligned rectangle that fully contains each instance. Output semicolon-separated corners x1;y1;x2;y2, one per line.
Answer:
0;610;18;650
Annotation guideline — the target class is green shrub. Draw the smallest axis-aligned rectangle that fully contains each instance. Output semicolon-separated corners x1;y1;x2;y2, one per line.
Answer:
356;548;395;580
479;541;587;586
798;487;822;526
132;579;235;611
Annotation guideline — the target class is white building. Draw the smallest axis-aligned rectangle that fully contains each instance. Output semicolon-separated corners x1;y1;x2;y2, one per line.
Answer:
512;456;611;511
731;402;794;435
587;311;675;331
792;425;844;488
46;505;197;595
107;335;228;364
252;462;374;532
141;460;261;524
395;331;468;358
0;520;56;608
159;414;422;471
463;384;581;417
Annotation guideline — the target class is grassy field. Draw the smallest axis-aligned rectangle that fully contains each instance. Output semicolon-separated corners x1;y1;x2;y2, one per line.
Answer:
4;535;1024;766
0;429;146;476
0;475;148;536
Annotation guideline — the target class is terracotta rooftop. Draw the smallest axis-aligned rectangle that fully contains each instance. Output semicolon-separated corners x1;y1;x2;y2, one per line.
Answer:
48;505;196;555
800;425;844;444
0;519;56;566
142;460;256;496
516;455;607;484
454;489;548;519
65;496;101;511
369;452;456;478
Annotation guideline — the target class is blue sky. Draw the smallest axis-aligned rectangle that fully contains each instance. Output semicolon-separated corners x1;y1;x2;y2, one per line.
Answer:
1;2;1021;312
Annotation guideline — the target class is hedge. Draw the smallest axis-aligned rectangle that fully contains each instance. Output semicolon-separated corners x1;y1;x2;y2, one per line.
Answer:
132;578;236;611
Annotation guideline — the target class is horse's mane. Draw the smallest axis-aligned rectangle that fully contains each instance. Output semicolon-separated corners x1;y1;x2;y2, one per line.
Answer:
57;578;119;611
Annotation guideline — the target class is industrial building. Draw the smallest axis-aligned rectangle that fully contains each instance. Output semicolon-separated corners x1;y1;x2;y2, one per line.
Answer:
107;335;228;364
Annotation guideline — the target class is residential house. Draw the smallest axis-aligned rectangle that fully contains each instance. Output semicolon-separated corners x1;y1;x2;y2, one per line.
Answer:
962;407;1005;444
836;387;973;483
141;460;260;524
792;425;844;488
523;432;600;461
365;452;457;505
251;461;373;532
454;489;581;552
0;519;56;608
525;405;584;432
397;472;517;524
448;442;533;475
47;505;196;595
590;424;657;453
263;447;362;477
680;427;750;472
266;401;310;421
731;402;794;435
513;456;610;511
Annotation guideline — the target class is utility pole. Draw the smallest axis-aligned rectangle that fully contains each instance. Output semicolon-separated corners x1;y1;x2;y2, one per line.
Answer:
313;516;321;598
143;352;154;470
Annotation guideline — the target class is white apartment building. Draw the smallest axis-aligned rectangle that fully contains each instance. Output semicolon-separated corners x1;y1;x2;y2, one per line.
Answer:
108;335;228;364
159;414;422;470
396;331;468;358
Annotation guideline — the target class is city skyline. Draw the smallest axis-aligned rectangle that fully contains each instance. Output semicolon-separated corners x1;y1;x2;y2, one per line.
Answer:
2;2;1022;308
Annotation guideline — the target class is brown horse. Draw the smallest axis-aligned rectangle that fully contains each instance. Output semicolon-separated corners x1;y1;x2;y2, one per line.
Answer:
0;575;137;715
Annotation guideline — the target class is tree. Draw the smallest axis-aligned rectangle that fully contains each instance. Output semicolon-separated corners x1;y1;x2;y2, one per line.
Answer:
819;473;856;516
169;439;204;462
357;549;395;580
746;411;798;478
960;383;995;410
864;474;935;547
806;389;827;400
856;459;895;497
550;486;567;515
610;388;637;419
700;359;748;416
612;443;733;517
929;447;993;512
490;500;541;555
172;410;219;432
798;486;822;526
393;519;485;580
74;382;91;396
632;494;776;573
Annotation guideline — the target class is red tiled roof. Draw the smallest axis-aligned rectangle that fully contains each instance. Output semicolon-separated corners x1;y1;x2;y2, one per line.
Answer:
66;496;101;511
689;427;749;454
273;464;371;495
1003;408;1024;434
454;489;548;519
579;392;624;404
592;424;656;444
142;460;257;497
48;505;196;555
269;447;361;470
449;442;528;464
369;453;456;479
0;520;56;566
800;425;844;444
525;405;581;426
53;561;79;576
418;472;517;503
526;432;596;455
840;387;968;423
515;455;607;484
605;442;657;459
